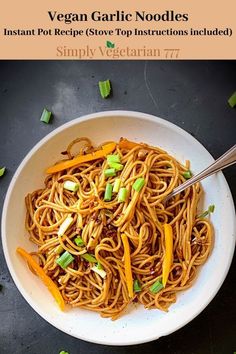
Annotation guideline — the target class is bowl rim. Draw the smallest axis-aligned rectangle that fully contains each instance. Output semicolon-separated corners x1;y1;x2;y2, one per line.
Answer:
1;110;236;345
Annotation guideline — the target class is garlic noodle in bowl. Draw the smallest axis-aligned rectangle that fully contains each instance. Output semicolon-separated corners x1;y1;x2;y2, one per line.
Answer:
2;111;235;345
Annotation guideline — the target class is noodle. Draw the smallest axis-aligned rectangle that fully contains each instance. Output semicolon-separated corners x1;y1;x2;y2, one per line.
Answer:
24;138;213;320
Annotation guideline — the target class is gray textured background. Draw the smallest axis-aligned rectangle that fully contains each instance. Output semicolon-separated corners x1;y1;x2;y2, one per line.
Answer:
0;61;235;354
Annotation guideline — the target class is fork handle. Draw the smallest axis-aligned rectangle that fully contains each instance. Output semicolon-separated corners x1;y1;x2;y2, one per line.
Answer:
165;144;236;201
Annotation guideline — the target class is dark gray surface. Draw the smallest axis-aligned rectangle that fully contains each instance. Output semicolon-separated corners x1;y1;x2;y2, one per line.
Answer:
0;61;235;354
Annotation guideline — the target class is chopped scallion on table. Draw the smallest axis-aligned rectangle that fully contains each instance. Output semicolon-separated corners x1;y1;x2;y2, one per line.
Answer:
150;279;163;294
0;167;6;177
104;183;113;201
118;187;128;202
74;237;85;247
182;170;192;179
56;251;74;269
132;178;145;192
40;108;52;124
64;181;79;192
99;80;111;98
133;279;142;293
228;91;236;108
104;168;116;178
113;178;121;193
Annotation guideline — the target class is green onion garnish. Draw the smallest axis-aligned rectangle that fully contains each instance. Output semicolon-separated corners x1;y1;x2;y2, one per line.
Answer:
104;209;113;218
81;253;97;263
208;205;215;213
58;215;74;237
56;251;74;269
55;245;64;254
113;178;121;193
99;80;111;99
150;279;163;294
182;170;192;179
91;265;107;279
228;91;236;108
198;204;215;218
104;183;113;201
107;154;120;164
133;279;142;293
97;262;103;270
64;181;79;192
108;162;123;171
74;237;85;247
0;167;6;177
59;351;70;354
40;108;52;124
118;187;128;202
132;178;145;192
104;168;116;178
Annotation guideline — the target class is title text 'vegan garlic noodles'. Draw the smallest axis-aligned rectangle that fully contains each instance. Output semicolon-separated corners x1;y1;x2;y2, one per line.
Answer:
17;137;213;320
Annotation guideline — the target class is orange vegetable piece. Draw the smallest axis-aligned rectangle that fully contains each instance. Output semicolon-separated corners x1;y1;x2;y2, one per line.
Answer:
46;142;116;174
162;224;173;287
16;247;65;310
118;138;141;150
121;234;134;298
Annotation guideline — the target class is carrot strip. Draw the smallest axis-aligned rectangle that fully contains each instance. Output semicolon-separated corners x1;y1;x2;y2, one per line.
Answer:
162;224;173;287
16;247;65;310
121;234;134;298
119;138;141;150
46;142;116;174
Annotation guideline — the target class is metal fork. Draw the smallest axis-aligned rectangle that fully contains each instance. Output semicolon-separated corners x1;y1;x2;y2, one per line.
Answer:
165;144;236;202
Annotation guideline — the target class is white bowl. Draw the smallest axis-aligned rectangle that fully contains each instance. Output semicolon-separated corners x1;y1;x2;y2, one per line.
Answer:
2;111;236;345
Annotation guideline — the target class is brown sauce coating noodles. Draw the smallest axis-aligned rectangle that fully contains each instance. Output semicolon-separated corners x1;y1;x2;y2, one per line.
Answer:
25;138;213;320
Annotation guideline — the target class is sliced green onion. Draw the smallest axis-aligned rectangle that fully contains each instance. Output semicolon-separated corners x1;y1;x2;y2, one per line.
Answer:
58;215;74;237
118;187;128;202
104;183;113;201
104;168;116;178
109;162;123;171
150;279;163;294
104;209;113;218
56;251;74;269
133;279;142;293
208;205;215;213
91;265;107;279
198;204;215;218
198;211;208;218
182;170;192;179
97;262;103;270
81;253;97;263
107;154;120;164
0;167;6;177
74;237;85;247
228;91;236;108
113;178;121;193
40;108;52;124
64;181;79;192
132;178;145;192
55;245;64;254
99;80;111;99
59;351;70;354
